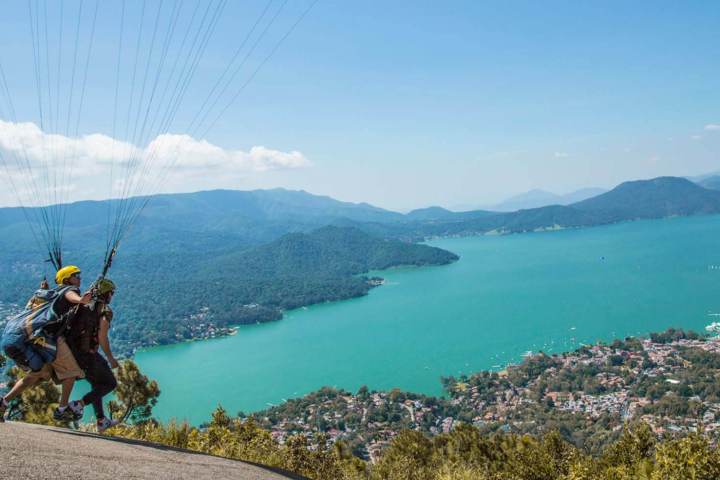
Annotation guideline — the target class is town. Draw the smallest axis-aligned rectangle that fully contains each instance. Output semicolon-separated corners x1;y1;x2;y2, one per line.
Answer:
252;329;720;461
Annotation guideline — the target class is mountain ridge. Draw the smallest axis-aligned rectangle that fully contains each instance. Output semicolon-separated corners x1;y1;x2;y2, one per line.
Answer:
487;187;606;211
2;176;719;355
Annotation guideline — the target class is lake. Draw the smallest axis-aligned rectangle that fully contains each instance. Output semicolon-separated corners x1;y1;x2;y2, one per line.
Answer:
133;215;720;424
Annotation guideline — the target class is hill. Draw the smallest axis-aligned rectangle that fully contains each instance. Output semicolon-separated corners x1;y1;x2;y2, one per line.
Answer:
489;187;607;211
1;177;713;255
3;226;457;356
0;422;300;480
0;188;406;253
405;206;495;222
697;175;720;191
2;177;719;355
383;176;720;238
572;176;720;222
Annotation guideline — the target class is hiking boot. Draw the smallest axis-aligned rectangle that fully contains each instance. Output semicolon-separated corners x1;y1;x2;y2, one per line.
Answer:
97;417;120;433
53;401;84;422
52;406;73;421
0;398;7;423
68;400;84;420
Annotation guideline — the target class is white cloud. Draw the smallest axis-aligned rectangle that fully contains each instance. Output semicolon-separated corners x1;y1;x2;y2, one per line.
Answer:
705;124;720;131
554;152;569;158
147;134;310;172
0;120;310;207
691;135;703;140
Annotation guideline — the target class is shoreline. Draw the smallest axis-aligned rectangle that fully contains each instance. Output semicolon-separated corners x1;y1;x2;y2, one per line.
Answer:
131;260;455;357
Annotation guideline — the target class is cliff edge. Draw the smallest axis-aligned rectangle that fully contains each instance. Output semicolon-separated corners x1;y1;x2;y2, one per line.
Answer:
0;421;304;480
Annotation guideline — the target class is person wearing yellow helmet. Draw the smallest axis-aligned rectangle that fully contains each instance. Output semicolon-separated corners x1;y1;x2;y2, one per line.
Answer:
0;265;93;422
66;278;120;432
55;265;81;285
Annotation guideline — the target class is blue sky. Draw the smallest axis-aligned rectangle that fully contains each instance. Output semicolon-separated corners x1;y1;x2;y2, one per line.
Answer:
1;0;719;211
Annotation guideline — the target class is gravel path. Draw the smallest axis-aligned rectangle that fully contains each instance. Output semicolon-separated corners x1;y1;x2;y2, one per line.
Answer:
0;421;304;480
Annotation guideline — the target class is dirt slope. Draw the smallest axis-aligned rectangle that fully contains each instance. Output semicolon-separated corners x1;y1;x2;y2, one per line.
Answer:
0;421;304;480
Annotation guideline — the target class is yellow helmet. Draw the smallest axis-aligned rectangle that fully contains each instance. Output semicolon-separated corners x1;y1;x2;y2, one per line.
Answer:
55;265;81;285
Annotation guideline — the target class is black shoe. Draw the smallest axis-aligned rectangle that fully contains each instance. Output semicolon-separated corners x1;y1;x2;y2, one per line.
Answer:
52;406;74;422
67;400;84;421
53;407;72;422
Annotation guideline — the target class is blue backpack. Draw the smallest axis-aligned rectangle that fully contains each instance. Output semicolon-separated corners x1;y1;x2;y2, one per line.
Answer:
1;285;76;372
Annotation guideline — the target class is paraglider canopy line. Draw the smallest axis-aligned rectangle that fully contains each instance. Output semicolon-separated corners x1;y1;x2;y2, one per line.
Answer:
0;0;320;277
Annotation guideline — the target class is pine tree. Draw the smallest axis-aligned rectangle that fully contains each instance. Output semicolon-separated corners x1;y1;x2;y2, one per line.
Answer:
107;360;160;423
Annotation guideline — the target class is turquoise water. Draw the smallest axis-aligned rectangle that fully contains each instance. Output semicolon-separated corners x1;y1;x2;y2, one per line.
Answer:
132;215;720;425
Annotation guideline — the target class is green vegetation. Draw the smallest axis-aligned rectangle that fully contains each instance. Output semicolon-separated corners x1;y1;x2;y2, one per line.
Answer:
7;333;720;479
395;177;720;238
108;411;720;480
105;226;457;355
0;225;458;356
246;329;720;460
3;178;720;357
2;358;159;429
108;361;161;424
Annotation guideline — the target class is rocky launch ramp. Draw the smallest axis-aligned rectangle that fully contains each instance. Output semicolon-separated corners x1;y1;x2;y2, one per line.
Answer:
0;422;303;480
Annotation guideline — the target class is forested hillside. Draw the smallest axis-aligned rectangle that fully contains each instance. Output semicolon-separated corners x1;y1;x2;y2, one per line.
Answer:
0;224;457;356
365;177;720;239
3;177;720;355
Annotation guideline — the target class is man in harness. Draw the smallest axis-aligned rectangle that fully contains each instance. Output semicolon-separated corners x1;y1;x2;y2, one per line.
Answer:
0;266;91;422
65;278;120;433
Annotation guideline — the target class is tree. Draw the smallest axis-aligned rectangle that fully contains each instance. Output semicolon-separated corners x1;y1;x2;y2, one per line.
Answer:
108;360;160;423
652;434;720;480
3;366;67;426
372;430;434;480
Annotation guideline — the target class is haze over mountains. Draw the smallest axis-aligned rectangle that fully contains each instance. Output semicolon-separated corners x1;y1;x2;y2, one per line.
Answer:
2;175;720;252
697;174;720;192
486;187;608;212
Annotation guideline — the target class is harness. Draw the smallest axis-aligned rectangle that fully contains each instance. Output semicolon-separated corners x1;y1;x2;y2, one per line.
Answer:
67;304;110;353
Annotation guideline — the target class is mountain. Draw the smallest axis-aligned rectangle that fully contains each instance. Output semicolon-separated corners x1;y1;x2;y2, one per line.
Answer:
697;175;720;191
385;177;720;239
490;189;561;211
0;224;458;356
0;188;408;257
202;225;459;279
687;170;720;182
489;187;607;211
405;206;495;222
2;177;709;255
2;177;719;354
405;206;459;221
561;187;609;204
572;176;720;222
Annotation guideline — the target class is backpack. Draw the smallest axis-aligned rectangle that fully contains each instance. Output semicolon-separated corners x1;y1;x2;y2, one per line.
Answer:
1;285;76;371
65;304;104;354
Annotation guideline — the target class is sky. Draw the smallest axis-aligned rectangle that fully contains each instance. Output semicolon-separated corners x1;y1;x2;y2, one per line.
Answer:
0;0;719;211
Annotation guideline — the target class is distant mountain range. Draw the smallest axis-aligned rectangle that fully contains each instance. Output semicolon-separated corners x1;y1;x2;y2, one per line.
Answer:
2;176;717;251
2;175;720;264
697;175;720;191
345;176;720;239
2;175;720;354
486;187;608;212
